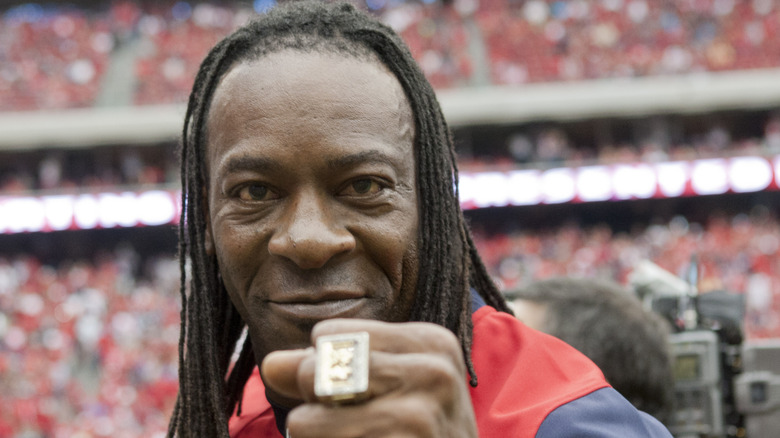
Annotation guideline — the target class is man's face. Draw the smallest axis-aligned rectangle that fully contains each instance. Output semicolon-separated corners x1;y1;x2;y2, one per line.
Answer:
205;50;419;365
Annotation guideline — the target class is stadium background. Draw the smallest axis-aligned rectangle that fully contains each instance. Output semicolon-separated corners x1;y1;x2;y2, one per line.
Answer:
1;0;779;435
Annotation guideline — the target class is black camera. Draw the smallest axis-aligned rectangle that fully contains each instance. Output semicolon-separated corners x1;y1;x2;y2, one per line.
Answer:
631;259;780;438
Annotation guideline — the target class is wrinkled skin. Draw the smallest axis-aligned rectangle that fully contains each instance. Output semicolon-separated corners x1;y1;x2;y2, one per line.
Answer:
204;50;478;436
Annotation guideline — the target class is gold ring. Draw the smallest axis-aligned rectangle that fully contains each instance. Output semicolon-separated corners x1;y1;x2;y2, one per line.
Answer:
314;331;370;404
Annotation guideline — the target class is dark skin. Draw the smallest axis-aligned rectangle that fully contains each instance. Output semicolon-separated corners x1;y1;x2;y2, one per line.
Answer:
204;50;478;436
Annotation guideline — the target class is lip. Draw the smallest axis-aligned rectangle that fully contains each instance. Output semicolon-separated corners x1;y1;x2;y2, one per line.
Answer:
269;297;367;322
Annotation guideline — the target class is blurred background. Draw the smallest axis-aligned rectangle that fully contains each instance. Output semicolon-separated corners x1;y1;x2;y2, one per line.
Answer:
1;0;779;436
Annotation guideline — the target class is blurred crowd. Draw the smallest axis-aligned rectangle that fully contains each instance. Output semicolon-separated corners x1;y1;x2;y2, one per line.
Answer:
472;0;780;85
0;1;254;111
0;146;177;194
132;2;253;105
0;250;180;437
458;112;780;172
2;0;780;110
472;208;780;340
0;3;112;111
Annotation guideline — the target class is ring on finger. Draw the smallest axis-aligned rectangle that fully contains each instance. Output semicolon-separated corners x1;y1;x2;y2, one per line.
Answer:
314;331;370;405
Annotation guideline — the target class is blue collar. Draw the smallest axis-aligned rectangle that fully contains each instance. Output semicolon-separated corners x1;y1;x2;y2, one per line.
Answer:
471;288;486;313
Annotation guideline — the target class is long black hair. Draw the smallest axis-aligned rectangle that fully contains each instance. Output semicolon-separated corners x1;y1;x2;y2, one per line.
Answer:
170;1;510;436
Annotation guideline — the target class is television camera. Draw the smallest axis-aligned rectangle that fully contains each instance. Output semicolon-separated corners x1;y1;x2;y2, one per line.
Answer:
630;258;780;438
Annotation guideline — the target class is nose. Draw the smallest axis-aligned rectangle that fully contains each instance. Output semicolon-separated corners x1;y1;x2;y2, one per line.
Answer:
268;194;356;269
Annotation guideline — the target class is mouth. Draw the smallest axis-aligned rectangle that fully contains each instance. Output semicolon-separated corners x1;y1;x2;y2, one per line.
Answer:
269;297;367;322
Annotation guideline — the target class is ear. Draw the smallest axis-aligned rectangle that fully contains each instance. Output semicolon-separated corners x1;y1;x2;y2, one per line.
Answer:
203;186;216;256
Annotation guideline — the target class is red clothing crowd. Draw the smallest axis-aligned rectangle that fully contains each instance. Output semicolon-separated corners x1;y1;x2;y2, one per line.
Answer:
2;0;780;109
0;254;180;436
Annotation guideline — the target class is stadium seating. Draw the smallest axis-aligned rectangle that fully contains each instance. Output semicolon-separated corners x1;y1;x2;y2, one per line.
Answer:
2;1;780;109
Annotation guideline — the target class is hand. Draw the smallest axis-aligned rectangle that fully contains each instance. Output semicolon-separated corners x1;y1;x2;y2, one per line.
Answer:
261;318;479;437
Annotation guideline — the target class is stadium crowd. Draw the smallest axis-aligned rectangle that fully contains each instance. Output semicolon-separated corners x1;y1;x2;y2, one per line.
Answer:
473;0;780;85
0;251;180;437
1;0;780;109
0;3;112;111
132;2;252;105
458;112;780;172
0;146;176;194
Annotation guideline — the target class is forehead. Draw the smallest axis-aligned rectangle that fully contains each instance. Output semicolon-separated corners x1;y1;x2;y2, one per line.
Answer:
205;49;414;153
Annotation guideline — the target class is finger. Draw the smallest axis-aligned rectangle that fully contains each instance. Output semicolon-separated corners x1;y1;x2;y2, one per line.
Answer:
261;348;312;401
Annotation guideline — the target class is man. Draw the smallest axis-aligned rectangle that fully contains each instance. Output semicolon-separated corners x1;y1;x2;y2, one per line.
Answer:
508;277;676;426
169;2;672;437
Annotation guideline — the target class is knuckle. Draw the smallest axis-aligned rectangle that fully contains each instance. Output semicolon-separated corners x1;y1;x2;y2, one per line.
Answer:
412;355;463;403
415;323;465;370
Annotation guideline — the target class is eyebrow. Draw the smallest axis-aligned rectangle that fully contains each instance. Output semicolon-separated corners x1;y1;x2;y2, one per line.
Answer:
326;150;399;170
220;149;401;175
221;155;276;175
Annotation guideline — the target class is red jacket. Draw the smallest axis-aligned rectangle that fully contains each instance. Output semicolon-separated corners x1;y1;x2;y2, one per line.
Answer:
229;306;670;437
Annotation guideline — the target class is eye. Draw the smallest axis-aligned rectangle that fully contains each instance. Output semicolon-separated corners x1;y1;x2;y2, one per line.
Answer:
342;178;384;196
237;183;275;201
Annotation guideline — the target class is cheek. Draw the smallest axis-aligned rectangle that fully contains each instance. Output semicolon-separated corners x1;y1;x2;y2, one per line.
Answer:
399;239;419;301
215;235;250;271
376;235;418;323
214;217;261;258
213;225;260;296
378;215;419;304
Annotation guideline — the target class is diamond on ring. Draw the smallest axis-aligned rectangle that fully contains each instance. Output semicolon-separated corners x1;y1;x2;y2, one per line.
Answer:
314;331;369;404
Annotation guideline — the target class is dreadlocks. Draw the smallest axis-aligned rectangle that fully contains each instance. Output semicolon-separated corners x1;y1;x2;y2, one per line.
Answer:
170;1;510;436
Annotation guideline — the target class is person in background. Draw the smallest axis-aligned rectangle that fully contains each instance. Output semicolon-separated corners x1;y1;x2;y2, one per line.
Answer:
168;2;673;437
508;276;676;426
